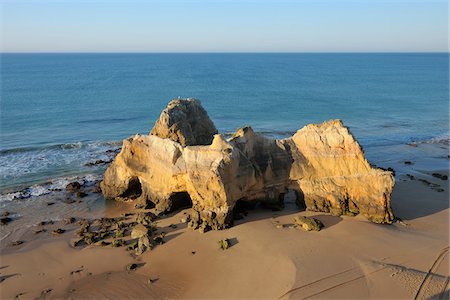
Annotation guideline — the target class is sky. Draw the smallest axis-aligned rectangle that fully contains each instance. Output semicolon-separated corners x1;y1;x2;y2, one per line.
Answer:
0;0;448;52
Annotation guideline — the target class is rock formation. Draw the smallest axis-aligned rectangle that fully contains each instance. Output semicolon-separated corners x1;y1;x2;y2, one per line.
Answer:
101;98;395;231
150;98;218;146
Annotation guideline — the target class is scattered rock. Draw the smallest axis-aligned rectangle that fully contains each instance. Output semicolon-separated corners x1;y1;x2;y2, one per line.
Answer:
406;174;415;180
35;229;46;234
64;217;76;224
52;228;65;235
131;224;148;239
169;224;177;229
95;240;110;247
139;235;152;253
135;212;156;226
404;161;413;165
153;235;164;246
76;191;88;198
0;217;12;225
2;211;10;217
218;239;229;250
15;292;26;299
46;202;55;206
126;263;137;271
127;241;138;251
41;288;53;295
293;216;324;231
66;182;81;191
111;239;125;247
11;240;24;246
70;267;84;275
71;238;84;247
191;251;196;255
93;185;102;193
432;173;448;180
148;278;158;284
85;159;107;166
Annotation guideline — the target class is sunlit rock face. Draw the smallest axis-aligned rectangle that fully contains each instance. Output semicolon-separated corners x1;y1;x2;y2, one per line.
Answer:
101;99;395;231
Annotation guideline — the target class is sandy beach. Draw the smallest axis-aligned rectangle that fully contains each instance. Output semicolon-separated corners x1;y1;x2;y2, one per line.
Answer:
1;161;448;299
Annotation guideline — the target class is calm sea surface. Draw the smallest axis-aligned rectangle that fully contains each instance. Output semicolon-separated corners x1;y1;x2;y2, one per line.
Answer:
1;53;449;199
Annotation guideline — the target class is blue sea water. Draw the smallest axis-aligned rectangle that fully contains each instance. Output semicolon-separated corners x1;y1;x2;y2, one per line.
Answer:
1;53;449;199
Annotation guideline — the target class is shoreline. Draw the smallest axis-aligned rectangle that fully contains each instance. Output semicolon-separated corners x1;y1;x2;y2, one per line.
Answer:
1;162;448;299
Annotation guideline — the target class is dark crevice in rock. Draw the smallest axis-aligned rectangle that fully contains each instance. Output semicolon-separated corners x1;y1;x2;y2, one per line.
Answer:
167;192;192;212
121;177;142;199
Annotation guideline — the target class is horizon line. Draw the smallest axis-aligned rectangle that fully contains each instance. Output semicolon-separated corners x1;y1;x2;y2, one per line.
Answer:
1;51;448;54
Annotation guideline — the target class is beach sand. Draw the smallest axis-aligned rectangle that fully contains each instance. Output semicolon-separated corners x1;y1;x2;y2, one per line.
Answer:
1;168;448;299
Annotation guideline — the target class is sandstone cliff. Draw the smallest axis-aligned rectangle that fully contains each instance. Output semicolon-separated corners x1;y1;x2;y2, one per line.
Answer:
101;98;395;231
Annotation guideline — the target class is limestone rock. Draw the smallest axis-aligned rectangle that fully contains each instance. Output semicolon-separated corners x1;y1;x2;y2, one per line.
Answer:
131;224;148;239
101;99;395;231
150;98;218;146
294;216;323;231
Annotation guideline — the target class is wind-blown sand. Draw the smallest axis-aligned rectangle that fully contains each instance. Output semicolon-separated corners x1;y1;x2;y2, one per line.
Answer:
1;169;448;299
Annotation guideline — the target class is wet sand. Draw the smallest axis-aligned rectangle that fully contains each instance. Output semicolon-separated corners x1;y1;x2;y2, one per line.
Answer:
0;168;448;299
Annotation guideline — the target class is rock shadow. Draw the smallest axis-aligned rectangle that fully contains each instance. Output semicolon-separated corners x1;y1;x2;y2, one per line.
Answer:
391;173;449;221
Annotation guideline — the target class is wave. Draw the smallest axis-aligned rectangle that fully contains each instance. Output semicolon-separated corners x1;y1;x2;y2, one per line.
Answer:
0;140;122;155
410;132;450;146
0;173;102;202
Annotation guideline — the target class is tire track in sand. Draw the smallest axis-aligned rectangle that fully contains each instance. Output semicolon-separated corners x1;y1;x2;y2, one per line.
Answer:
414;246;449;300
278;246;450;300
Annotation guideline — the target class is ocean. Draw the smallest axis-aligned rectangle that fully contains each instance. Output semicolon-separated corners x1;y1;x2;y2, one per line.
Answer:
1;53;449;202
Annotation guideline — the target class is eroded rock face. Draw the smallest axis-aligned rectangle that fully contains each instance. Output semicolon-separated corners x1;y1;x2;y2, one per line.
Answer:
150;98;218;146
101;99;395;231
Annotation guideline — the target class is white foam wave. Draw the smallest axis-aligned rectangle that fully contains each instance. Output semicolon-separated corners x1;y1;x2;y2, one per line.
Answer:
0;173;102;202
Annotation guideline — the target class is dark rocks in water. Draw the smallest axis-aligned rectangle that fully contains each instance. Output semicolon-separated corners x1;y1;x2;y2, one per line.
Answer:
76;191;88;198
52;228;65;235
387;167;396;176
406;174;415;180
66;182;81;191
0;217;12;225
407;143;418;147
293;216;324;231
404;161;413;165
85;159;113;167
432;173;448;180
93;185;102;193
11;240;24;246
106;148;121;154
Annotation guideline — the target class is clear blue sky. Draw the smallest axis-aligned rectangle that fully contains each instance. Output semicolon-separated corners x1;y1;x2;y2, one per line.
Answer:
1;0;448;52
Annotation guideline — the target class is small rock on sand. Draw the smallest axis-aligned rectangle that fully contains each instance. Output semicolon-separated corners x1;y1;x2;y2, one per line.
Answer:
293;216;324;231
